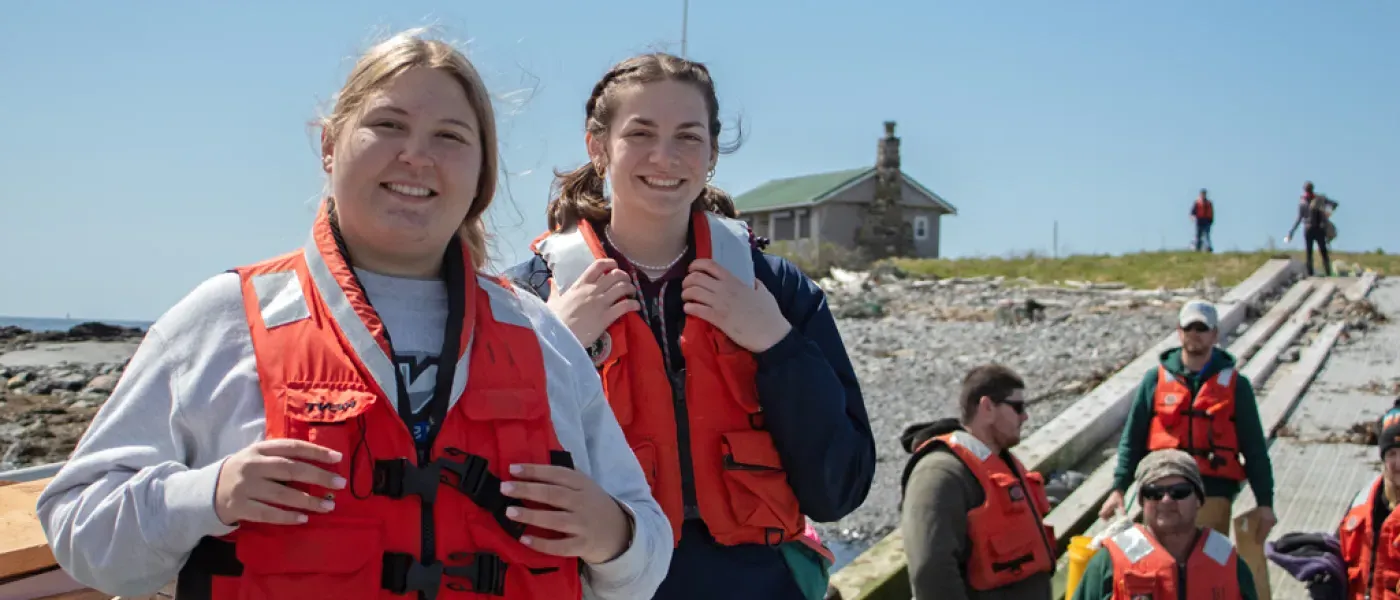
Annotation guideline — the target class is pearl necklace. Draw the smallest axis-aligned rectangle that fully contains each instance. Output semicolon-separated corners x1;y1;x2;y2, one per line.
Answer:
605;224;688;273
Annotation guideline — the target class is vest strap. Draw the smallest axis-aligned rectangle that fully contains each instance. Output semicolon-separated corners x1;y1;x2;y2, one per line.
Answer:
371;449;577;539
382;551;508;598
992;553;1035;574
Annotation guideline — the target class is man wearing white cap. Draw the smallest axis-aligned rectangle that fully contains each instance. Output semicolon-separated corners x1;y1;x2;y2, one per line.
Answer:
1098;299;1276;598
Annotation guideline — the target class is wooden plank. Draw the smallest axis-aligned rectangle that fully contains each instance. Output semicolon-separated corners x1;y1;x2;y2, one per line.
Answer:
1254;320;1347;442
0;477;57;580
1228;280;1314;364
1042;281;1330;549
834;258;1300;600
1240;283;1338;386
1344;271;1378;302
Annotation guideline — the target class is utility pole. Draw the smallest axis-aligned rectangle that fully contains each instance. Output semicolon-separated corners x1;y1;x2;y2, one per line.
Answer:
681;0;689;58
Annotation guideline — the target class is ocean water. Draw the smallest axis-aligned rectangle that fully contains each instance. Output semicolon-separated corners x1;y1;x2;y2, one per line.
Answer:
0;316;153;333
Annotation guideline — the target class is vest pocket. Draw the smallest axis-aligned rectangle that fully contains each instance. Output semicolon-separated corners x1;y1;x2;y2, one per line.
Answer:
1119;572;1161;599
234;516;384;600
719;430;801;534
982;531;1037;578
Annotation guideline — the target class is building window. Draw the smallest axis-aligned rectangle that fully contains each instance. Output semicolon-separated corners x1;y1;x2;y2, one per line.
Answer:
914;216;930;240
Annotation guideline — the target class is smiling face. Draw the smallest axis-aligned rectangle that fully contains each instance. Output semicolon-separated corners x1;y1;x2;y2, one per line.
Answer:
323;66;483;274
588;80;714;224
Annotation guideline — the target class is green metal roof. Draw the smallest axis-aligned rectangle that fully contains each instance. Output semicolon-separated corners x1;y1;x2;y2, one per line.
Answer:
732;167;873;212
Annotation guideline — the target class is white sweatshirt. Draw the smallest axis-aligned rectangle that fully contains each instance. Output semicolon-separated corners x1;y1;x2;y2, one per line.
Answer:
34;269;672;598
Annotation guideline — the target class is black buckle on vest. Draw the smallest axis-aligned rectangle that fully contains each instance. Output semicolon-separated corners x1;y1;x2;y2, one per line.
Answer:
371;458;446;504
991;553;1034;573
748;412;765;430
764;527;784;547
382;552;508;598
439;449;526;539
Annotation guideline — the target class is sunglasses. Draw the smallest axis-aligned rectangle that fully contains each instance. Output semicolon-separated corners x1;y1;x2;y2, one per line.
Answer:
1140;482;1195;502
1182;323;1211;333
996;398;1027;415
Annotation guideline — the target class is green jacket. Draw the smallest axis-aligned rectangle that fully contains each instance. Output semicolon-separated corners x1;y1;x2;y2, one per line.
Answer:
1111;347;1274;507
1069;541;1257;600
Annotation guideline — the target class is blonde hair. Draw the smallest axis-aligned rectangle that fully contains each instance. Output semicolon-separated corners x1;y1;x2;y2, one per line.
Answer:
320;28;499;269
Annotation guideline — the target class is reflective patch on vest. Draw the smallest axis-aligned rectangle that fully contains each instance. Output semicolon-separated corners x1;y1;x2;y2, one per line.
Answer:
535;228;595;296
251;270;311;330
948;431;992;462
706;213;755;289
1202;529;1233;566
1163;393;1180;407
1344;515;1361;531
303;240;400;409
1352;476;1380;508
1112;528;1156;565
478;276;532;330
1216;368;1235;386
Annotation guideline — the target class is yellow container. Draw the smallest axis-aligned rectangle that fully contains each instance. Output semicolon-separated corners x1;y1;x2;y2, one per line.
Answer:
1064;535;1095;598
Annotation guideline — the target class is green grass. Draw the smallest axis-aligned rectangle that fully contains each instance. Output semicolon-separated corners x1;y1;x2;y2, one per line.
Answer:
880;250;1398;290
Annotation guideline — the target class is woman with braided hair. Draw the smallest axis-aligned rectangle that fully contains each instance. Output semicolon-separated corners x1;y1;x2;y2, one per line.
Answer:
508;53;875;600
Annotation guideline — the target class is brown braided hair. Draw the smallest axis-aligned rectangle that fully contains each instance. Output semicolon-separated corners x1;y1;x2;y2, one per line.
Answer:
547;53;742;232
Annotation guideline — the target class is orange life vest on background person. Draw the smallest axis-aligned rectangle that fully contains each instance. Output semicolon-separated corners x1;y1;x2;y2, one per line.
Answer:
531;211;826;560
1194;199;1214;220
1148;365;1246;481
1338;476;1400;600
176;206;583;600
1103;524;1238;600
912;431;1057;590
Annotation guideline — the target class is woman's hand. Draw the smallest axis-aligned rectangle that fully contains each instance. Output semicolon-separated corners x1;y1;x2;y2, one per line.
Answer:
545;258;639;347
501;464;633;565
681;258;792;353
214;439;346;526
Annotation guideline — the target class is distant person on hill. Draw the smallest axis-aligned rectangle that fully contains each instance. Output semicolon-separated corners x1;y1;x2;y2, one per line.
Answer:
898;364;1056;600
35;30;670;600
1191;188;1215;252
1097;299;1276;599
1285;180;1339;276
505;51;875;600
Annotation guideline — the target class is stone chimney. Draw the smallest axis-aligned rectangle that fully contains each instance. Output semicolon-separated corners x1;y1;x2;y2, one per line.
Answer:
855;121;914;259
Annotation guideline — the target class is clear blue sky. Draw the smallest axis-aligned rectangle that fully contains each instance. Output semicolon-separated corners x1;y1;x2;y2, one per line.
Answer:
3;1;1396;321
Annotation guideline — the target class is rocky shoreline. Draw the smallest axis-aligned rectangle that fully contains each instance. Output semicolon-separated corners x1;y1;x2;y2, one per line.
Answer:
0;322;144;470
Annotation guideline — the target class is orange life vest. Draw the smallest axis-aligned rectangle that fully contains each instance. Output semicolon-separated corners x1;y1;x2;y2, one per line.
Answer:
176;205;583;599
1338;476;1400;600
1103;524;1238;600
531;211;827;560
1194;199;1214;220
912;431;1057;590
1147;365;1246;481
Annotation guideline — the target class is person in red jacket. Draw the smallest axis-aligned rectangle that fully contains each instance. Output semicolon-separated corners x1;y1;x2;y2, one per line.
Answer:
1337;399;1400;600
1191;188;1215;252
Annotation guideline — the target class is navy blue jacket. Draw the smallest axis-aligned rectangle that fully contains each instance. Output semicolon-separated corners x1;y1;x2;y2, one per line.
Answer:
504;242;875;600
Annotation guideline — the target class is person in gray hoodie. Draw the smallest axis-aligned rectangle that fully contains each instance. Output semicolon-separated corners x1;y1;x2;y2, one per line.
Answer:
35;29;671;600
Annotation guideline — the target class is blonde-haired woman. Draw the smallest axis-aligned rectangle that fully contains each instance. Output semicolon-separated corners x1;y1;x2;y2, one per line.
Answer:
37;30;670;600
